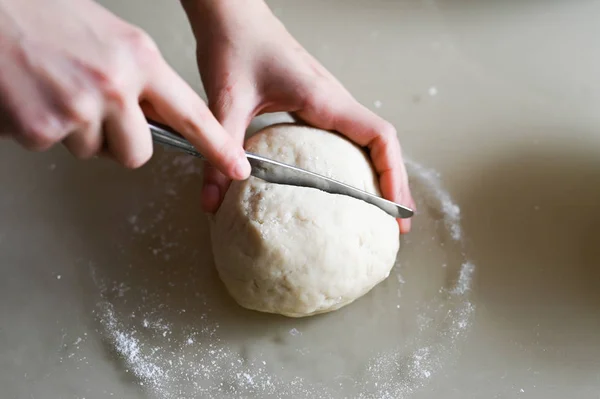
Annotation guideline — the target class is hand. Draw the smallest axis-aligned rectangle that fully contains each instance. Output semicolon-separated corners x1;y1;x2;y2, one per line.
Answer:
182;0;414;233
0;0;250;179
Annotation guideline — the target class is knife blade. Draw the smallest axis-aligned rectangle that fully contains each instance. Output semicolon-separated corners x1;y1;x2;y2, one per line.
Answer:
148;119;414;219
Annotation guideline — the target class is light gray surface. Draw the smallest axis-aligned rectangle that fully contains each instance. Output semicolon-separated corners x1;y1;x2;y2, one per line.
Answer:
2;0;600;398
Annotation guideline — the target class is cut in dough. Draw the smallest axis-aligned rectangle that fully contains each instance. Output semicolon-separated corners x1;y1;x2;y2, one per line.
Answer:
210;124;400;317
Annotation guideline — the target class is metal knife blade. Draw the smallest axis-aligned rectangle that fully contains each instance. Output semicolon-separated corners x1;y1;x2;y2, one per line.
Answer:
148;119;414;219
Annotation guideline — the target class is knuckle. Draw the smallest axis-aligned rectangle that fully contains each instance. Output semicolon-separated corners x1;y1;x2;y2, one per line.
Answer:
369;119;397;149
19;114;63;151
379;121;398;142
123;28;160;62
63;91;98;125
89;28;160;109
91;66;128;110
370;120;402;160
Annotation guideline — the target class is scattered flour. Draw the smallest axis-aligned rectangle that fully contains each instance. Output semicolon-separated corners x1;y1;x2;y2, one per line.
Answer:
90;154;475;399
406;160;462;241
451;262;475;295
289;328;302;337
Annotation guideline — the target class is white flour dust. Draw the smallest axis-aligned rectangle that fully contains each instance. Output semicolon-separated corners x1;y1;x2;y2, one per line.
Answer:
451;262;475;295
406;159;462;241
90;153;475;399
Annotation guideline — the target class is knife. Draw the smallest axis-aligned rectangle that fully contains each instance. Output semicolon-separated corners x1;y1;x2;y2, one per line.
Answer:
148;119;414;219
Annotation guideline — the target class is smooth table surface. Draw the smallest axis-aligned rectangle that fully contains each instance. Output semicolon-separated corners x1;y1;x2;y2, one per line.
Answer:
2;1;600;398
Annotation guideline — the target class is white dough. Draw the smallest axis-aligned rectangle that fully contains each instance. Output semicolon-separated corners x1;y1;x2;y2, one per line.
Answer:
210;124;400;317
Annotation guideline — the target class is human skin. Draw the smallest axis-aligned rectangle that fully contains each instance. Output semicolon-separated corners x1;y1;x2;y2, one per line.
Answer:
0;0;413;232
183;0;414;232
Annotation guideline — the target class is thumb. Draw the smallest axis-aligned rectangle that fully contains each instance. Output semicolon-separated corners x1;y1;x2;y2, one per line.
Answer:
201;92;255;213
142;61;251;181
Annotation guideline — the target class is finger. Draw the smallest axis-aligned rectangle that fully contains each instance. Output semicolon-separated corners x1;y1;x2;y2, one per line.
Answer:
139;100;164;124
62;123;104;159
103;101;153;169
296;98;414;233
141;60;250;180
201;164;231;213
209;86;255;142
61;98;103;159
202;88;256;213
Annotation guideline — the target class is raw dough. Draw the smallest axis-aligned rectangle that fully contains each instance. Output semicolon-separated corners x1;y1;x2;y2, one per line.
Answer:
210;124;400;317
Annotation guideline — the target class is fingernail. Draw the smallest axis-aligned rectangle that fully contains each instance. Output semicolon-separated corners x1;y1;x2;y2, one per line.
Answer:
233;157;251;180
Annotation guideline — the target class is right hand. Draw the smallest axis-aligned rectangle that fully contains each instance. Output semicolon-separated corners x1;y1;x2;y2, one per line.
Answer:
0;0;250;179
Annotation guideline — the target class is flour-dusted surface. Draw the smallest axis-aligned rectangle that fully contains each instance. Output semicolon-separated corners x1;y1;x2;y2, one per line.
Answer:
88;141;476;398
3;1;600;396
211;125;400;317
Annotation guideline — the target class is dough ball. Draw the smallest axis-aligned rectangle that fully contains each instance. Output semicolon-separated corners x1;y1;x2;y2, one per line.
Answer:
210;124;400;317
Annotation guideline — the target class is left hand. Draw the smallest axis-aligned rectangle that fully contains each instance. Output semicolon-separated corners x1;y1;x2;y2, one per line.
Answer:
182;0;414;233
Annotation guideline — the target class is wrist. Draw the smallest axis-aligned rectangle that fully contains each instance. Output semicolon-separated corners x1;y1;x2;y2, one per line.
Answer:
181;0;271;37
181;0;269;21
